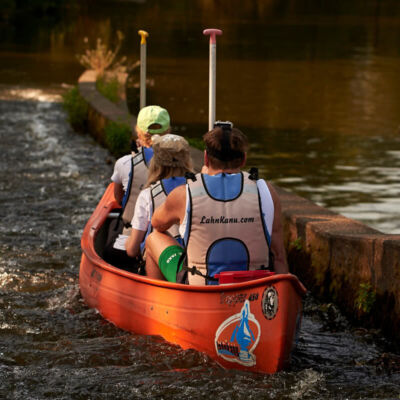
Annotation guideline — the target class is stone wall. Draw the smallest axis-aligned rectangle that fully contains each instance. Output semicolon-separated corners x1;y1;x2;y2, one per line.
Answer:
276;185;400;338
78;70;135;145
78;70;400;339
78;70;204;167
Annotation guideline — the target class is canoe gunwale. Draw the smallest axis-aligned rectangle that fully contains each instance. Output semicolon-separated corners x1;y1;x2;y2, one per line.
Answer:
80;183;308;374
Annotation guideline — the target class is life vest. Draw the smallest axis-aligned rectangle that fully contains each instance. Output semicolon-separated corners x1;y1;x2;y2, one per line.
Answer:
121;146;153;236
184;172;272;285
140;176;187;253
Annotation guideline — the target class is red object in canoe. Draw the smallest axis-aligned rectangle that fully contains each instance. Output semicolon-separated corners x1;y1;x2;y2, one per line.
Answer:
79;183;307;374
215;270;276;284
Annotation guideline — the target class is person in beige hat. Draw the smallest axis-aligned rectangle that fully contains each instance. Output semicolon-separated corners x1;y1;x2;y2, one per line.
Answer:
125;134;194;266
104;105;171;271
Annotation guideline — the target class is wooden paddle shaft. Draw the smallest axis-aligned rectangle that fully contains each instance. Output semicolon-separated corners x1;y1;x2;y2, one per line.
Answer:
203;29;222;131
138;30;149;109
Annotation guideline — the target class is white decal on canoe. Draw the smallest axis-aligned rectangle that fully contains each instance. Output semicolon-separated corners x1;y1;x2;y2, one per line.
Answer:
262;286;279;320
214;300;260;366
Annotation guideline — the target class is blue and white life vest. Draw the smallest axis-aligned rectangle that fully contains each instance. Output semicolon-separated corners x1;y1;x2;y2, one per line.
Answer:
184;172;272;285
140;176;187;253
121;146;153;235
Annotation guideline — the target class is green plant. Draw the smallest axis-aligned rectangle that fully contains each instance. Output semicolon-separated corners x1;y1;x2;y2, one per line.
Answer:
96;76;120;103
77;30;140;105
61;86;88;131
105;121;132;157
354;282;376;314
186;137;205;151
289;237;303;251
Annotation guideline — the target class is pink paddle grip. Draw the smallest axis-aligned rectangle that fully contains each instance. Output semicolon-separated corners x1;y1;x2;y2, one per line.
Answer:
203;29;222;44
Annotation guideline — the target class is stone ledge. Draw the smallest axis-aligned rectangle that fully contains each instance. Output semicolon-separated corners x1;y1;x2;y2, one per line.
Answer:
78;69;204;166
78;70;135;146
276;185;400;337
78;70;400;339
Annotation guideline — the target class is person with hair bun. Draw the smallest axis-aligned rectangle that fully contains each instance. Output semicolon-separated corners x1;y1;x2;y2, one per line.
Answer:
145;122;288;284
124;134;194;271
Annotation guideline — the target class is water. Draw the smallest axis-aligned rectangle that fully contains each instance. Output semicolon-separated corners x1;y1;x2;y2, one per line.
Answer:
1;1;400;397
0;88;400;399
0;0;400;232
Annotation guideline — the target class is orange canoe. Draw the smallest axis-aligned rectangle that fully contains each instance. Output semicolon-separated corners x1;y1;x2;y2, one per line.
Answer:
80;183;307;374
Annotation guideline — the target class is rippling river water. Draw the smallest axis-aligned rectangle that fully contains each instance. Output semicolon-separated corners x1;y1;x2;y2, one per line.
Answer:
0;89;399;399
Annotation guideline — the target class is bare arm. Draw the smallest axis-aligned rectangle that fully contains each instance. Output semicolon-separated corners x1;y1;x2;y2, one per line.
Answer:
114;182;124;205
125;228;146;257
151;185;186;232
267;183;289;274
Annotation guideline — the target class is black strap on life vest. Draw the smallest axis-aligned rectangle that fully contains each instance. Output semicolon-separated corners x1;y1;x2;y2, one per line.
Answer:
268;251;275;271
186;266;219;282
248;167;259;180
185;171;197;182
176;250;218;282
130;140;139;154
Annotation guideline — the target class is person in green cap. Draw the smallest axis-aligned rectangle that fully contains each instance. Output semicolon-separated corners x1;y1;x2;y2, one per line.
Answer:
103;105;171;272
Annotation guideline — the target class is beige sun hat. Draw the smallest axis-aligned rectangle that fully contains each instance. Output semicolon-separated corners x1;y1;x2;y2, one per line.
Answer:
151;134;192;168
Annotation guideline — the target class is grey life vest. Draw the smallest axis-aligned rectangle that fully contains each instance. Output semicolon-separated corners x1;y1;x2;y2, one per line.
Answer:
184;172;272;285
150;177;186;238
121;146;153;236
139;176;187;254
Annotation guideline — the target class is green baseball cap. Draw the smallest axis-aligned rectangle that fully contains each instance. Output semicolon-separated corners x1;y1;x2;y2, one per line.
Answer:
137;105;170;134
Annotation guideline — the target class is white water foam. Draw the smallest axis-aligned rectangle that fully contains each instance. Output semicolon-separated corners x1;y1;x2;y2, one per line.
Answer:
0;86;63;102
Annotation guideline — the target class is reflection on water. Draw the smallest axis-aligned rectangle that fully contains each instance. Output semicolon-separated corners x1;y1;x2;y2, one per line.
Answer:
1;0;400;233
246;127;400;233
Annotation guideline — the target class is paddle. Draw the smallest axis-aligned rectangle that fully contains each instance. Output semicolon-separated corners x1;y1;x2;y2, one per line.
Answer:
203;28;222;130
138;30;149;109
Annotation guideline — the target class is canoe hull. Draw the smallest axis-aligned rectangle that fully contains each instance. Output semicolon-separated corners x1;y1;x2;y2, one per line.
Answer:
80;184;306;374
